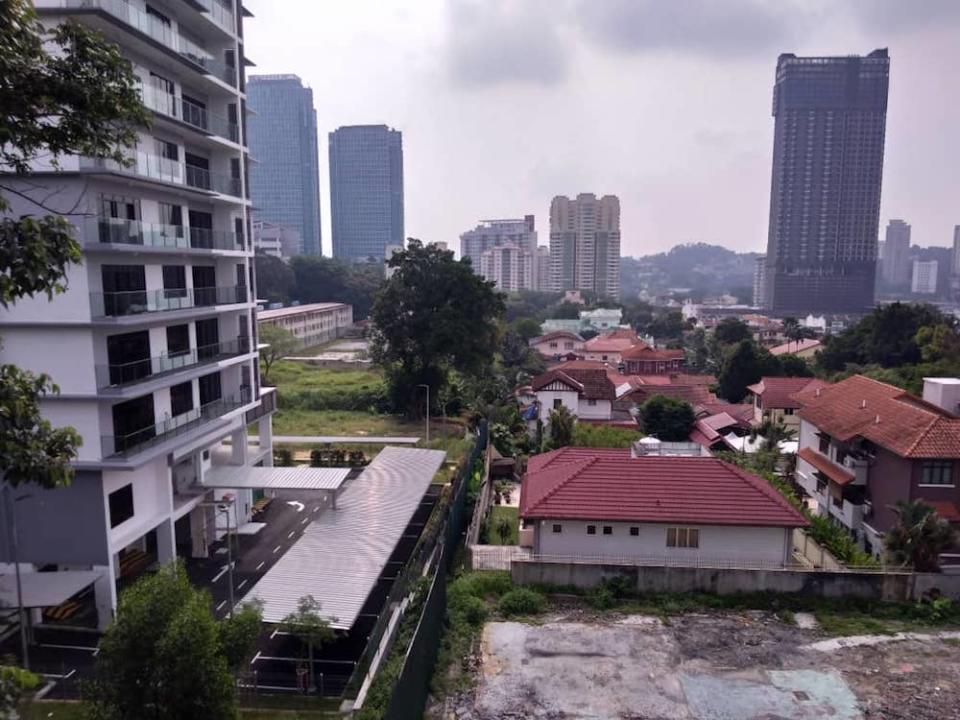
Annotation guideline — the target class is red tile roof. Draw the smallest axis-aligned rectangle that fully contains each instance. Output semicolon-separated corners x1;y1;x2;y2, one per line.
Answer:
696;402;754;425
795;375;960;459
797;447;855;486
531;363;616;401
584;335;643;353
520;447;807;527
769;338;822;356
621;345;685;361
622;384;716;408
747;377;829;410
921;500;960;523
530;331;585;345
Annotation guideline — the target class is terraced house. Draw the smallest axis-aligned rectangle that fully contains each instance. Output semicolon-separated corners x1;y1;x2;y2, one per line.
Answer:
0;0;277;629
793;376;960;565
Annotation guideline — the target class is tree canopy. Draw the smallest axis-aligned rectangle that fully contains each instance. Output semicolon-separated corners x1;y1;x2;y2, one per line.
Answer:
546;405;575;449
371;240;505;417
637;395;695;442
253;252;296;304
885;500;957;572
258;324;298;382
289;255;383;319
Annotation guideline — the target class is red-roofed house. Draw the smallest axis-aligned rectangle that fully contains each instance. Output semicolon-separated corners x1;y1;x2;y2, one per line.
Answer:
520;447;807;565
529;331;585;359
530;361;617;423
793;375;960;563
747;377;829;431
581;330;642;364
621;345;685;375
769;338;822;359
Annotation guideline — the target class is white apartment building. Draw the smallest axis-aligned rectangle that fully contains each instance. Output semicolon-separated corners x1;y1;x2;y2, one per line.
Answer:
459;216;540;290
0;0;277;630
549;194;621;299
253;220;302;260
911;259;938;294
258;303;354;348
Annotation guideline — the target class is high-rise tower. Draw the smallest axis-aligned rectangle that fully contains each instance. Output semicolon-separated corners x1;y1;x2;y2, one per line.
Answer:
549;194;621;299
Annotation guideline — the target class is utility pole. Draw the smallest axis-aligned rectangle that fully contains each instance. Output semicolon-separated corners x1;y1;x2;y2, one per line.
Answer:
418;384;430;444
221;504;235;618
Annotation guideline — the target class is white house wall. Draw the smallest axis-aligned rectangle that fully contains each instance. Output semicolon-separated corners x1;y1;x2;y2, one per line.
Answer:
537;389;580;422
577;399;612;420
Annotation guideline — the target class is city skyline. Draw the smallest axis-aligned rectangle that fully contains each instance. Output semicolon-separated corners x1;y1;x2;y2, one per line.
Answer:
243;0;960;258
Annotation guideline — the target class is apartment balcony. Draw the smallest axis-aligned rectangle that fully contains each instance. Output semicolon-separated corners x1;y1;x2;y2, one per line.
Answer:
80;153;242;198
190;0;235;34
141;85;239;143
245;386;277;424
96;338;251;389
63;0;236;87
90;285;249;319
87;217;241;252
102;386;253;458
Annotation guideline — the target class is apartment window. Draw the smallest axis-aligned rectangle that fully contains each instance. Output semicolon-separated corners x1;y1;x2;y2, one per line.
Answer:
629;527;639;537
158;201;183;229
108;484;135;528
666;527;700;549
154;137;178;161
195;318;220;359
586;525;596;535
166;325;190;357
100;194;139;221
816;474;828;494
602;526;612;535
111;394;155;452
170;381;193;417
101;265;146;316
192;266;217;306
198;371;222;406
162;265;187;298
818;432;831;454
106;331;151;386
553;399;562;410
145;4;171;26
552;524;562;534
921;461;954;486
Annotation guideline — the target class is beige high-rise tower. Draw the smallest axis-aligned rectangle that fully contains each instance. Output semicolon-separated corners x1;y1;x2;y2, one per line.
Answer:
549;194;620;299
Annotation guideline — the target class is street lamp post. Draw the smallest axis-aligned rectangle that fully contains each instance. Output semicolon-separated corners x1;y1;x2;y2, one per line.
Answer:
201;498;236;618
417;384;429;444
4;485;30;670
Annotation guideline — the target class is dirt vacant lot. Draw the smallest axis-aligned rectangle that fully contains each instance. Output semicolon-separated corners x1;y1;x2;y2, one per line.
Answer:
448;611;960;720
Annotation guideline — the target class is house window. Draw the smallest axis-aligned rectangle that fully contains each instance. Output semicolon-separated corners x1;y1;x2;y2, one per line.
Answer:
818;432;831;454
553;399;562;409
666;527;700;549
784;408;794;415
602;526;612;535
586;525;596;535
108;484;134;528
549;342;558;349
587;399;597;407
552;524;562;534
629;526;639;537
921;461;954;486
601;355;608;361
815;474;827;494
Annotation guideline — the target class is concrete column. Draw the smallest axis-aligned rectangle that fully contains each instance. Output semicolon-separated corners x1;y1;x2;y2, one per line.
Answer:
156;518;176;566
189;505;208;558
231;428;246;464
94;562;116;631
259;415;273;464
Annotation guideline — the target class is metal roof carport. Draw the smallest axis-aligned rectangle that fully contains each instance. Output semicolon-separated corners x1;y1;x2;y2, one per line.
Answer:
202;465;351;491
0;571;102;609
243;446;446;629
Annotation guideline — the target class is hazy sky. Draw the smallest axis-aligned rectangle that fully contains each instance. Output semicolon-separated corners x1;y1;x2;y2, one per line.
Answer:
244;0;960;258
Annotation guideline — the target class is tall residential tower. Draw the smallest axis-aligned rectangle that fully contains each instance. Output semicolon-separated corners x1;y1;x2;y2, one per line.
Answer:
459;216;539;290
247;75;322;256
328;125;404;261
549;194;621;299
763;49;890;315
881;219;911;286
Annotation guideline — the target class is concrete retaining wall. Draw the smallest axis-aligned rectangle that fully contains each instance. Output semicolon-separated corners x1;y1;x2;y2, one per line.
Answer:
511;561;960;602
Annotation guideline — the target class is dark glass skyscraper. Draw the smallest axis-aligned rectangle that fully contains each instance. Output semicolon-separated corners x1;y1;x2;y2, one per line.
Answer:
763;49;890;315
247;75;321;256
328;125;404;261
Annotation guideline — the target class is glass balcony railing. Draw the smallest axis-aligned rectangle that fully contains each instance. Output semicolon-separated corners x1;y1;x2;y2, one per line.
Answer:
66;0;236;87
96;338;251;389
80;153;243;197
140;85;239;142
90;285;249;318
194;0;235;33
103;386;253;458
88;217;241;251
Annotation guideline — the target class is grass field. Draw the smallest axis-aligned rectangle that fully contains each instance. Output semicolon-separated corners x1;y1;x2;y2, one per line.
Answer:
268;362;382;394
487;506;520;545
272;409;430;437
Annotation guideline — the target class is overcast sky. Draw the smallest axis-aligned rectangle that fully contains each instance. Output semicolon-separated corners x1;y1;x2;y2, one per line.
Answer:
244;0;960;258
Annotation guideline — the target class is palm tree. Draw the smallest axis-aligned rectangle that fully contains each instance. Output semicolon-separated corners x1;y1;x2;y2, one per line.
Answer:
781;316;816;352
547;405;576;450
750;419;796;453
885;500;957;572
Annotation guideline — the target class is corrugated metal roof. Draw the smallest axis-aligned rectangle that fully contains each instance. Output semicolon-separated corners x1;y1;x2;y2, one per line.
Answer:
243;446;446;627
202;465;350;490
0;570;102;608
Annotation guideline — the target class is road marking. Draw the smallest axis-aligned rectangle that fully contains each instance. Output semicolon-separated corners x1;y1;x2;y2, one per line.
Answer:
313;506;320;513
211;564;231;583
255;561;265;571
301;517;309;526
250;650;262;665
273;545;282;554
286;500;305;512
37;643;98;654
287;531;296;539
216;600;227;612
237;579;247;590
40;669;77;680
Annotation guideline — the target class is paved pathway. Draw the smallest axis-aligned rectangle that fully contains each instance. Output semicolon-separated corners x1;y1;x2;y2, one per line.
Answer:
273;435;420;445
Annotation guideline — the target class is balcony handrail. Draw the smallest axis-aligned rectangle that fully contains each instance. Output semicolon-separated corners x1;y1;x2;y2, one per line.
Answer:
80;152;243;197
140;84;239;142
96;337;251;388
103;386;253;457
88;217;240;251
90;284;249;318
194;0;235;32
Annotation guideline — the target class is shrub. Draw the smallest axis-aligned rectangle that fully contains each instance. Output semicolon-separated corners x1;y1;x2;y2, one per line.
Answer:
498;588;546;616
274;447;293;466
588;587;616;610
449;572;513;602
450;594;488;627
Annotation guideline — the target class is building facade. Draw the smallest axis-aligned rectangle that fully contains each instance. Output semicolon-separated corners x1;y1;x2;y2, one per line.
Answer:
0;0;276;629
459;217;539;290
328;125;404;261
881;219;911;286
247;75;321;256
763;50;890;315
257;303;353;348
911;260;938;294
752;256;767;307
549;194;621;299
253;220;302;260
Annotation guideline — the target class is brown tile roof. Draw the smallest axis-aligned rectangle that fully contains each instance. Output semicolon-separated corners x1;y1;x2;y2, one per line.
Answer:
584;334;643;353
696;402;754;425
798;447;855;486
531;362;616;401
795;375;960;459
530;331;585;345
623;384;716;408
769;338;822;356
747;377;829;410
621;345;685;361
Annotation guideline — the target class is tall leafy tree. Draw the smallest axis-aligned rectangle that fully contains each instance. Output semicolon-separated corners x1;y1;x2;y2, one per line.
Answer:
1;0;148;490
258;324;298;382
280;595;335;694
637;395;695;442
253;251;296;304
717;340;779;403
546;405;575;450
371;240;505;417
885;500;957;572
713;317;752;346
290;255;383;318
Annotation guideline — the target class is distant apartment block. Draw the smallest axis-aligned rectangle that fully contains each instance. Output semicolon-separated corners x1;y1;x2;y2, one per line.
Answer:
753;256;767;307
258;303;354;348
881;219;911;286
253;220;302;260
549;194;621;299
912;259;938;294
329;125;404;261
763;50;889;314
536;246;550;292
248;75;322;256
459;216;539;290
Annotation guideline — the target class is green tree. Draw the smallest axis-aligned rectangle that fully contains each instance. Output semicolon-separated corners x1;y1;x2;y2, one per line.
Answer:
885;500;957;572
549;301;581;320
637;395;695;442
511;317;542;341
258;324;298;382
915;323;960;363
546;405;575;449
371;240;504;417
0;0;147;490
718;340;778;403
290;255;383;318
685;327;710;372
750;418;795;453
777;353;815;378
253;252;296;304
219;600;265;672
647;310;685;343
280;595;336;694
86;564;254;720
1;664;41;717
496;516;513;544
713;317;752;346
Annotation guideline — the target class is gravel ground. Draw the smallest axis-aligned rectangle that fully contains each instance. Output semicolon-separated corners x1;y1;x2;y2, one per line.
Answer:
438;611;960;720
